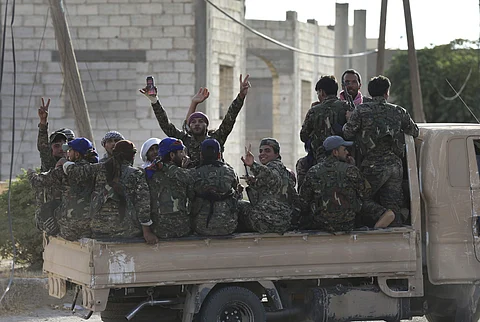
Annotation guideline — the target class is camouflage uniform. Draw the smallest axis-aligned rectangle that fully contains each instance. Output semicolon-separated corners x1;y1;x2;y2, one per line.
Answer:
343;97;419;219
299;155;385;231
90;162;152;238
147;163;194;238
151;95;245;168
239;159;294;234
191;162;239;235
296;154;316;189
300;96;352;161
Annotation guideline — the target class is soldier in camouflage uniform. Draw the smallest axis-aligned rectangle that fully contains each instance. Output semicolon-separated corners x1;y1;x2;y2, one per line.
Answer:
146;137;194;238
343;76;419;223
190;139;240;235
28;138;99;240
90;140;158;244
31;98;75;235
300;76;352;162
140;74;251;168
99;131;125;163
295;140;316;189
300;136;395;232
239;138;295;234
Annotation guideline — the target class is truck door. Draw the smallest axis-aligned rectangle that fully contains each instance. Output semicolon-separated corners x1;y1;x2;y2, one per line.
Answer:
466;137;480;262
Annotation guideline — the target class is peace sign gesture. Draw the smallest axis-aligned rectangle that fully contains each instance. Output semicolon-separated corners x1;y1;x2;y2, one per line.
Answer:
38;97;50;125
241;143;255;167
239;74;251;99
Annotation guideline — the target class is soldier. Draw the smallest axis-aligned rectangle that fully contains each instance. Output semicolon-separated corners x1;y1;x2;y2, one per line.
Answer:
339;69;373;108
239;138;295;234
28;138;99;240
140;74;251;168
190;139;239;235
140;137;161;169
295;140;315;189
300;76;351;162
90;140;158;244
31;97;75;235
147;137;194;239
99;131;125;163
300;136;395;232
343;76;419;223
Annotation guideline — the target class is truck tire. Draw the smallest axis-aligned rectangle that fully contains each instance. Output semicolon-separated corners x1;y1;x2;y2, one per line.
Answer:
198;286;266;322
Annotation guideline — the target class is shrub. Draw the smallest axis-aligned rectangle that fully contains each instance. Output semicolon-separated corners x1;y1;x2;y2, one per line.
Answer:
0;170;43;268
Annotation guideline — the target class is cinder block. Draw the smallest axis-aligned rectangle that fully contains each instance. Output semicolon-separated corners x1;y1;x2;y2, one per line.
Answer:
140;4;164;14
167;50;190;61
131;15;153;27
41;73;64;85
120;26;142;38
23;15;47;27
14;4;35;15
129;130;151;141
108;38;130;49
77;5;99;15
68;16;88;27
154;73;179;85
14;27;35;39
152;15;173;26
119;4;140;14
88;16;109;27
107;80;127;90
78;27;99;38
130;39;152;50
173;37;193;49
139;119;161;130
151;38;173;49
173;85;193;96
99;27;120;38
173;15;194;26
33;4;49;15
98;70;118;80
108;15;131;27
164;26;185;38
142;27;164;38
173;61;194;73
86;39;109;50
163;3;184;14
98;4;120;15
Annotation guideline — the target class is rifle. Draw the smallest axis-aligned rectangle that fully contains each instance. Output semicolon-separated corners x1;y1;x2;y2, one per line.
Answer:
341;82;355;111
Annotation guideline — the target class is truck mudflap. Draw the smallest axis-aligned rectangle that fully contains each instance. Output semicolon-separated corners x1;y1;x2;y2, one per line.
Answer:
306;284;411;322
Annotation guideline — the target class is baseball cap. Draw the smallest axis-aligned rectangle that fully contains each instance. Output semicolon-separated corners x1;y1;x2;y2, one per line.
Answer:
158;137;185;157
62;137;93;156
323;136;353;151
49;128;75;144
201;139;220;155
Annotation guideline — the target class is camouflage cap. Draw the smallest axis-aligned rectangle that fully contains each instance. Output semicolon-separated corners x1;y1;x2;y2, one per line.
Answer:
260;138;280;154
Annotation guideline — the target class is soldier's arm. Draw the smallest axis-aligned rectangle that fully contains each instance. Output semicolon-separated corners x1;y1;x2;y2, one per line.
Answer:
133;169;153;226
401;108;420;138
343;108;362;140
249;162;282;189
28;167;64;189
163;163;194;185
64;162;97;186
37;123;56;172
151;101;187;139
300;108;315;143
212;95;245;146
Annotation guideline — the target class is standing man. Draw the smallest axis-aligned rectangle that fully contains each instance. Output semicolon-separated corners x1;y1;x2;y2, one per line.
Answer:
343;76;419;224
339;69;372;108
191;139;240;236
300;136;395;232
300;76;351;162
239;138;296;234
147;137;194;239
141;74;251;168
99;131;125;163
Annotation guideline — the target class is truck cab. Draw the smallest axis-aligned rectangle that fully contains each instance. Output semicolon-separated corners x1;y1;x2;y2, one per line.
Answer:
43;124;480;322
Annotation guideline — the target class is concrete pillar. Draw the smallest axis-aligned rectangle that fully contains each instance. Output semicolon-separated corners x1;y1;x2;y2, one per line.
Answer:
353;10;367;86
334;3;349;80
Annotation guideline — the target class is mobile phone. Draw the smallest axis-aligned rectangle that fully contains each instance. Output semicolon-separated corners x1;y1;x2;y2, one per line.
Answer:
146;76;156;96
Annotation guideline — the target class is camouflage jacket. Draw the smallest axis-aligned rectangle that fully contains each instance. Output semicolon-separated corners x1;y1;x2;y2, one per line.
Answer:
90;162;152;238
296;154;316;189
300;96;351;159
37;123;57;172
299;155;371;231
147;163;194;238
248;159;296;206
343;97;419;158
151;95;245;168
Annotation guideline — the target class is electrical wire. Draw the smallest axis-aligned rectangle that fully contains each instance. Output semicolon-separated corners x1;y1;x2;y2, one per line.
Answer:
435;68;472;101
445;78;480;124
205;0;377;59
0;0;17;305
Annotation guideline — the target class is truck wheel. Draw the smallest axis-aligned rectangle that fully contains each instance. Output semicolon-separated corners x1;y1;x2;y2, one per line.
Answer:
198;286;266;322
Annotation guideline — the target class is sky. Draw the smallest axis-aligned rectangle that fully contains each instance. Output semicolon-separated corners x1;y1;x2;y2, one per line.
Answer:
244;0;479;50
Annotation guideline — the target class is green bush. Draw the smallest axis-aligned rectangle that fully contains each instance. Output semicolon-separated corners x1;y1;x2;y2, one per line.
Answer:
0;170;43;268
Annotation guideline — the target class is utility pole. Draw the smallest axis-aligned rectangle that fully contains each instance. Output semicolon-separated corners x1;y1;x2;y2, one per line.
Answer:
376;0;388;75
403;0;426;122
48;0;94;141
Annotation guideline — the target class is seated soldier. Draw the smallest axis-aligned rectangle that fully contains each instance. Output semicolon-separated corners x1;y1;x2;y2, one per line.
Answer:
28;137;99;240
140;137;161;169
146;137;193;239
239;138;296;234
90;140;158;244
190;139;240;236
300;136;395;232
99;131;125;163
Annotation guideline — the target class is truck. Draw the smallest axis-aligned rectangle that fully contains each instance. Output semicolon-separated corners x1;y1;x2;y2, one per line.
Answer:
43;124;480;322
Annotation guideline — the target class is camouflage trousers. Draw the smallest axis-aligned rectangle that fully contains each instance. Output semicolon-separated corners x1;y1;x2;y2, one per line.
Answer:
361;153;403;221
152;211;191;239
55;198;92;241
238;198;292;234
309;210;356;232
191;199;238;236
91;199;142;239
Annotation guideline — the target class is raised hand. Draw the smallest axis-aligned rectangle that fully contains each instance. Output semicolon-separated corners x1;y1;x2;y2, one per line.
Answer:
239;74;251;99
241;144;254;167
139;86;158;104
38;97;50;125
192;87;210;104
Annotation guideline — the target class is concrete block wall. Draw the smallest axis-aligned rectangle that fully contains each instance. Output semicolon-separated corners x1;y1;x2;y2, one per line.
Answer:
0;0;201;179
205;0;245;172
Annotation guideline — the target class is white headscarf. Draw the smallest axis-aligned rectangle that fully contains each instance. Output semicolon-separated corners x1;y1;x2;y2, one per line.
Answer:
140;137;161;168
